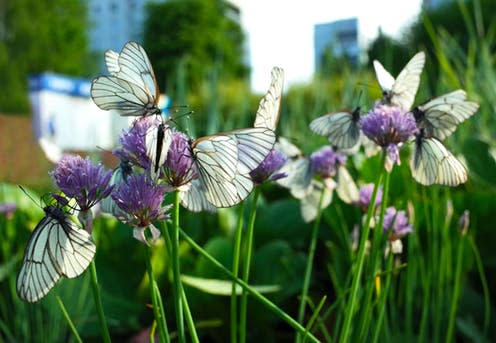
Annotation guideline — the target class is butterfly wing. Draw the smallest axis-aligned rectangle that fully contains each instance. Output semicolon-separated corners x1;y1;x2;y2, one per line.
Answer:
373;59;395;94
335;165;359;204
276;157;313;199
309;108;361;149
411;135;467;186
104;49;120;74
254;67;284;130
300;180;333;223
16;207;96;302
390;51;425;109
180;179;218;213
414;90;479;140
275;137;302;158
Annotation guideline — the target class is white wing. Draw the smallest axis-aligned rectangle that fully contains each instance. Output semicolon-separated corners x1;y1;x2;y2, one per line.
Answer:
411;135;467;186
16;207;96;302
275;137;302;158
413;90;479;140
180;179;217;213
192;128;275;208
146;123;172;180
254;67;284;130
374;52;425;110
335;165;359;203
300;181;333;223
309;108;361;149
276;157;313;199
104;49;120;74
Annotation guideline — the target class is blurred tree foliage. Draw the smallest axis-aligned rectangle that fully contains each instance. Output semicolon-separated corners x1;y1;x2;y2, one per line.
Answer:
143;0;249;96
367;0;494;90
0;0;92;114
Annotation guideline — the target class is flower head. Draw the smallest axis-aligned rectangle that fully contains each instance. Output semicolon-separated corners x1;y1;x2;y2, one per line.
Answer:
0;202;17;219
383;207;413;239
360;103;418;170
355;184;383;211
114;117;160;170
162;131;197;189
310;146;347;178
250;149;287;184
112;173;170;243
51;154;113;211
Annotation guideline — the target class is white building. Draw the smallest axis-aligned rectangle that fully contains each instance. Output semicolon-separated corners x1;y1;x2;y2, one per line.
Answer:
314;17;361;71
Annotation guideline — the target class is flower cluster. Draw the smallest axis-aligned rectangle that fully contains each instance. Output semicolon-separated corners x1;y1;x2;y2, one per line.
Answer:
250;149;287;184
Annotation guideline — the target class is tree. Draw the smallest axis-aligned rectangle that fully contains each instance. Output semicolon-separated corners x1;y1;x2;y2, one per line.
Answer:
143;0;248;95
0;0;92;114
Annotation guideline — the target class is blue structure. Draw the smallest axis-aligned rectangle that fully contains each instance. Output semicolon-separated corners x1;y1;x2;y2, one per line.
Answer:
314;18;360;71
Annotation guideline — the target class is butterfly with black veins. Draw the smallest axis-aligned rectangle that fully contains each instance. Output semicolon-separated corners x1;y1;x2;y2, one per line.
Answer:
254;66;284;131
146;122;173;181
16;197;96;302
373;51;426;110
410;130;467;186
412;90;479;141
309;107;362;149
91;41;162;117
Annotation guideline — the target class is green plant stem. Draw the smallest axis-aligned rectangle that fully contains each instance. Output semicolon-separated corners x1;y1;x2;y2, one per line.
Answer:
171;191;186;343
145;245;170;343
179;228;320;343
231;202;246;343
56;296;83;343
240;188;261;343
89;260;112;343
372;252;394;343
446;230;467;343
296;189;326;343
339;154;385;343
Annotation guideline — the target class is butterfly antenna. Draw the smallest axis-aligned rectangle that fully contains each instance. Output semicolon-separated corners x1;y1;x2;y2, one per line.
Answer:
18;185;40;206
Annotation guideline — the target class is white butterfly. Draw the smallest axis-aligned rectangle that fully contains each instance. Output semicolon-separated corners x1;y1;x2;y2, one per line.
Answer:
179;179;217;213
17;201;96;302
145;122;173;181
300;180;333;223
412;90;479;141
411;131;467;186
91;41;162;117
254;66;284;130
373;51;425;110
309;107;362;149
190;128;276;208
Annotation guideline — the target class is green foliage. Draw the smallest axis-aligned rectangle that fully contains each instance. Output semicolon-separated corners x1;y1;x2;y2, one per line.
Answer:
143;0;248;98
0;0;93;114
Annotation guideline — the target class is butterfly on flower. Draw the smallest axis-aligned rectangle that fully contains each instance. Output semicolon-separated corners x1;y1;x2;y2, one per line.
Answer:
310;107;362;149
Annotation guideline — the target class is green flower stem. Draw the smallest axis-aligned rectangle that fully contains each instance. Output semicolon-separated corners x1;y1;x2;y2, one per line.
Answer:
446;230;467;343
89;260;112;343
372;251;394;343
56;296;83;343
145;245;170;343
172;191;185;343
179;228;320;343
239;188;261;343
231;202;246;343
296;188;326;343
339;154;385;343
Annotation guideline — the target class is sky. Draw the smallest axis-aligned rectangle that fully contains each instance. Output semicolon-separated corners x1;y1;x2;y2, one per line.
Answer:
237;0;423;92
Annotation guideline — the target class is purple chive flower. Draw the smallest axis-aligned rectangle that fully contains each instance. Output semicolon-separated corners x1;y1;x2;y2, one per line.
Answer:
250;149;287;184
51;154;113;211
114;117;160;170
383;207;413;240
112;173;171;243
162;131;197;189
0;202;17;219
355;184;383;211
310;146;347;178
360;103;418;170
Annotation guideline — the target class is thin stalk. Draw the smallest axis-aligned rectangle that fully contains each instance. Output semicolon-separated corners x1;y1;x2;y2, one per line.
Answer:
296;189;326;343
339;154;385;343
145;245;170;343
371;252;394;343
446;231;467;343
240;188;261;343
89;261;112;343
56;296;83;343
171;191;185;342
179;228;320;343
231;202;246;343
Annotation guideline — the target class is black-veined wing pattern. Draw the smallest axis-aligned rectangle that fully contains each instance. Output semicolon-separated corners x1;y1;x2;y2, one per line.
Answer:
309;107;361;149
254;66;284;130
